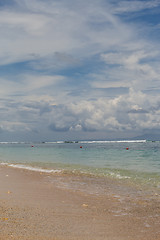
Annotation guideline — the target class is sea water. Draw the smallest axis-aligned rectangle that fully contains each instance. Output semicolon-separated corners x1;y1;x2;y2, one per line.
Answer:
0;140;160;190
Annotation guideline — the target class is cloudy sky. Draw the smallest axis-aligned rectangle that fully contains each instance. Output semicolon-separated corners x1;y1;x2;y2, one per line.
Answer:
0;0;160;141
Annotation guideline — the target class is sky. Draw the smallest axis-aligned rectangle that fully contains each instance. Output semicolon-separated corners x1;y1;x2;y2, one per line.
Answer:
0;0;160;141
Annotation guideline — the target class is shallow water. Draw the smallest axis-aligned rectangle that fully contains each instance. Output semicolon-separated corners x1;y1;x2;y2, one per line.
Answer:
0;140;160;189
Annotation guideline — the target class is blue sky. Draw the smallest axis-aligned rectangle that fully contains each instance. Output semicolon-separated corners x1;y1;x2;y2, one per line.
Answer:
0;0;160;141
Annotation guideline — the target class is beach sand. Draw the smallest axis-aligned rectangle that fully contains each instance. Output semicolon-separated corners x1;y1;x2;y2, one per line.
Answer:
0;165;160;240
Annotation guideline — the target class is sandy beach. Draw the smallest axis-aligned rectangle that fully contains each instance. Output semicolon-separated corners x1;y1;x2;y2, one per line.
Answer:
0;165;160;240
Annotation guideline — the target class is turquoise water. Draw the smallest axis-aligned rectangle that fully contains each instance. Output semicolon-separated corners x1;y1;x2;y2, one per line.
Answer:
0;140;160;188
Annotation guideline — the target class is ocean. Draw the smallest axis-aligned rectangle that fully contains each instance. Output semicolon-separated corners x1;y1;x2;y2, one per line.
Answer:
0;140;160;191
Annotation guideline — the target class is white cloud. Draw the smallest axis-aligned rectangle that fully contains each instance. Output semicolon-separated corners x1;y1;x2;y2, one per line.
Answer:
0;86;160;139
113;0;160;13
0;74;65;99
21;74;65;91
0;0;136;66
43;88;160;134
95;49;160;93
0;11;48;36
0;121;30;132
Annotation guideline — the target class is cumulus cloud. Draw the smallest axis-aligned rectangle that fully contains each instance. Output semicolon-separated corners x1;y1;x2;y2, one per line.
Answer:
43;89;160;134
0;86;160;139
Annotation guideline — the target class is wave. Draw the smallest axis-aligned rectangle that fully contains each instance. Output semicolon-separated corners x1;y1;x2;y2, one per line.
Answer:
78;140;147;143
0;162;131;180
0;142;26;144
0;163;62;173
0;140;147;144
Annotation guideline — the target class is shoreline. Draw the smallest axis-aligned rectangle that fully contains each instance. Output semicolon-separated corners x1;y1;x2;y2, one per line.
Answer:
0;165;160;240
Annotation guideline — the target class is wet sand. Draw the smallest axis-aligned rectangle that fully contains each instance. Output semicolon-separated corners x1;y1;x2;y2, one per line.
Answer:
0;165;160;240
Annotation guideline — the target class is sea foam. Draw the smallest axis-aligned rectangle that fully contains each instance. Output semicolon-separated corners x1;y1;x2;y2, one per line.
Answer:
0;163;61;173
